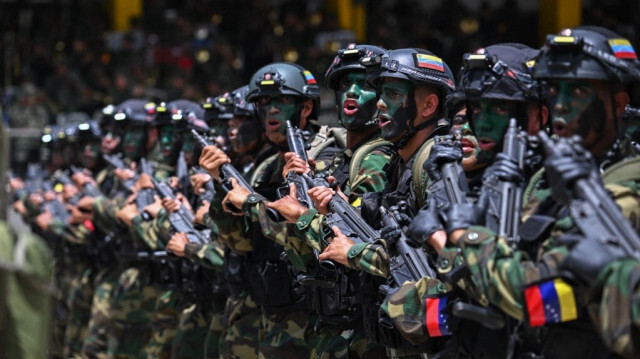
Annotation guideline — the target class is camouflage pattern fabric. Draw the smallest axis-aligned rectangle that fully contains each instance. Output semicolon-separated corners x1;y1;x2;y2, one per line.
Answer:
220;291;260;359
82;268;121;358
144;289;179;358
204;308;225;359
589;258;640;359
346;241;391;278
171;301;213;359
184;240;225;270
258;310;313;359
63;267;95;358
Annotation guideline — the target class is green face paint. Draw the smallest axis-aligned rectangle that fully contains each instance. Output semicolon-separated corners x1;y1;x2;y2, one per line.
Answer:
159;125;177;157
181;136;196;165
377;79;412;141
81;140;102;169
257;95;298;145
548;79;605;138
337;72;378;129
123;126;146;160
470;99;514;162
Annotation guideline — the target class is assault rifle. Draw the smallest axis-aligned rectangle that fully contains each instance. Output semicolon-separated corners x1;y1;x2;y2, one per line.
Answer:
70;166;103;197
151;177;209;245
483;118;527;245
538;131;640;260
102;154;136;191
380;203;438;284
191;129;280;219
427;135;469;210
282;120;314;209
135;158;157;214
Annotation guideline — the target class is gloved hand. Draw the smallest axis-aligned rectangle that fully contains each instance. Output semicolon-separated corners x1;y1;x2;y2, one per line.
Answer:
482;153;524;184
424;135;463;182
444;192;488;234
560;236;625;284
406;197;444;248
379;223;403;248
543;141;595;205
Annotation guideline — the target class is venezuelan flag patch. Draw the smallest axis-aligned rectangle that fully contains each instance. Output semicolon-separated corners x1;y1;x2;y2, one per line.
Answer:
425;296;451;337
608;39;637;60
415;54;444;72
304;70;317;84
524;278;578;327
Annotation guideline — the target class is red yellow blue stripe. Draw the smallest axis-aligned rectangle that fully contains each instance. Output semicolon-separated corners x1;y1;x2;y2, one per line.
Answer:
524;278;578;327
425;296;451;337
609;39;637;59
416;54;444;72
304;70;317;84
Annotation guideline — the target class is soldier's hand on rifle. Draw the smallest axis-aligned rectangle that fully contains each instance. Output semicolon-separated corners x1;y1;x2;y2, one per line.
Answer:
318;226;355;267
267;183;307;222
482;153;524;184
69;205;91;225
136;173;154;190
406;197;445;250
308;176;347;215
116;202;140;226
114;167;135;182
191;173;212;194
77;196;95;213
445;192;489;245
62;184;79;202
28;192;44;207
13;200;27;215
71;170;95;189
143;195;163;218
194;200;210;225
543;138;595;205
199;145;230;181
161;197;181;213
282;152;311;178
222;178;250;215
9;177;24;192
36;210;53;230
424;135;463;182
166;232;189;257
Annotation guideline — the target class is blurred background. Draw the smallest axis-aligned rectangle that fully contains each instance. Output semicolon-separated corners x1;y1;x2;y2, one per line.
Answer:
0;0;638;174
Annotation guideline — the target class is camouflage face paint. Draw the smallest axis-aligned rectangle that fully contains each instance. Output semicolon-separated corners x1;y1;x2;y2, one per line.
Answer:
337;72;378;129
81;139;102;169
257;95;298;146
470;99;515;164
377;79;412;141
123;126;146;160
549;80;606;139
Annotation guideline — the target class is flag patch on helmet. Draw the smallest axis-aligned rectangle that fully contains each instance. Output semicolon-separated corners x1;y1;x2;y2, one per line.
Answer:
415;54;444;72
425;296;451;337
524;278;578;327
304;70;317;84
608;39;637;60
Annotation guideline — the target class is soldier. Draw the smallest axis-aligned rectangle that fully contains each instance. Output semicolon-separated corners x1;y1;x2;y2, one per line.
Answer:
266;43;391;358
317;48;455;357
200;62;340;358
437;26;640;358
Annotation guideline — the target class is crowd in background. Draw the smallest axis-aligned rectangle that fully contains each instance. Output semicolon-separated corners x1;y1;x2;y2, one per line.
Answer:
0;0;637;171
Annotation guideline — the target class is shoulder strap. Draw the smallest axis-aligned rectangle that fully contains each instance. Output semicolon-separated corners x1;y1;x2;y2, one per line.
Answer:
601;156;640;184
349;137;393;182
307;125;339;160
412;138;436;208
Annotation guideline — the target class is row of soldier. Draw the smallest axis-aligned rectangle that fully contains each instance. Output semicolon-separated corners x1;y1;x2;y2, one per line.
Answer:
8;24;640;359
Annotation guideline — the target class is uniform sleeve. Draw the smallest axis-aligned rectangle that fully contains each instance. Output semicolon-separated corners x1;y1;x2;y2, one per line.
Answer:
209;191;253;255
588;258;640;359
184;241;225;271
349;150;391;197
346;241;390;278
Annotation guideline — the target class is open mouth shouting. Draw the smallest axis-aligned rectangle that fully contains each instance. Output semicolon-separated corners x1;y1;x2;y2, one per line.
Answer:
266;118;282;131
477;137;496;152
460;137;476;155
378;114;392;128
343;99;359;116
552;118;574;137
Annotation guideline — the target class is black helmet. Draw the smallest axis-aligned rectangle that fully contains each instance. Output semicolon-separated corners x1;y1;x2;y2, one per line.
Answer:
325;43;387;90
534;26;640;84
113;99;156;127
457;43;541;103
246;62;320;120
98;104;116;130
202;94;234;125
230;85;256;117
77;120;102;139
370;48;456;98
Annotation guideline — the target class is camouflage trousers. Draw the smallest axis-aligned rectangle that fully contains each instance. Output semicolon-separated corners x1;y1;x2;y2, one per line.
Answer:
220;291;260;359
63;267;95;358
258;307;313;359
82;267;121;359
108;266;160;359
311;322;387;359
204;308;225;359
145;288;180;359
172;299;214;358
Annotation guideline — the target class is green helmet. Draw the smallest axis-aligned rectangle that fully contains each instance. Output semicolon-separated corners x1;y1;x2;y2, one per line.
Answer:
246;62;320;121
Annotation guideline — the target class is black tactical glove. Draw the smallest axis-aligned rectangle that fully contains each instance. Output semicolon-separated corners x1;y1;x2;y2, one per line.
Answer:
560;236;625;284
482;153;524;184
379;223;403;248
444;192;488;234
406;196;444;248
424;135;463;182
543;141;595;205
